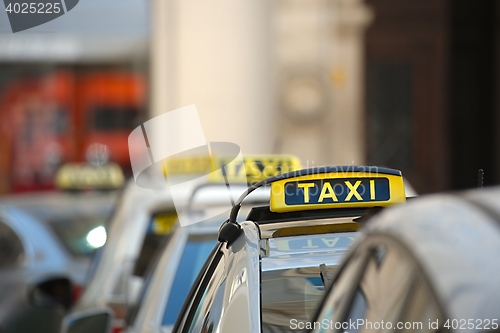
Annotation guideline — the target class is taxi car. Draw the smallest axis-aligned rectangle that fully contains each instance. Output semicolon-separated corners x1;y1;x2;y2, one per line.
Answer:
63;155;301;333
0;205;89;333
65;174;189;333
168;165;408;333
125;184;269;333
307;186;500;333
0;166;119;333
0;191;117;283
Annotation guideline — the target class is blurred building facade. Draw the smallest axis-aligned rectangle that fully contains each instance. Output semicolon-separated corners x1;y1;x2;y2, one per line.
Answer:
1;0;500;194
364;0;449;193
151;0;454;194
364;0;500;193
0;0;149;193
150;0;373;170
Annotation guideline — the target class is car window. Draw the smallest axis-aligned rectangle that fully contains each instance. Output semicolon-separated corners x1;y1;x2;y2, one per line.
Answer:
261;267;326;333
133;213;177;277
162;234;217;326
181;250;226;333
0;220;25;268
261;232;359;333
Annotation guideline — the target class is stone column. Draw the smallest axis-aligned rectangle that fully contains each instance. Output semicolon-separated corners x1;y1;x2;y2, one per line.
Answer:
150;0;176;118
275;0;372;166
329;0;373;165
149;0;273;155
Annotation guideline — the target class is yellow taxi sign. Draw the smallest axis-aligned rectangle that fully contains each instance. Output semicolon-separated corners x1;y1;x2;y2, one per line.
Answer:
270;167;405;213
151;213;178;235
55;162;125;190
209;155;301;184
162;155;301;183
162;157;213;176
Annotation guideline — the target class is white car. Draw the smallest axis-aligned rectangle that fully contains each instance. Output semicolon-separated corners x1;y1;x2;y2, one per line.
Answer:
0;206;82;333
64;155;302;333
126;185;269;333
167;166;410;333
67;173;193;333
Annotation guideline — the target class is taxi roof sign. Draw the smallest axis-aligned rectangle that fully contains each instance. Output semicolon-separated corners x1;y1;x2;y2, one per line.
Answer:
221;166;406;246
270;166;405;213
162;157;213;176
55;162;125;190
162;154;301;183
209;154;301;184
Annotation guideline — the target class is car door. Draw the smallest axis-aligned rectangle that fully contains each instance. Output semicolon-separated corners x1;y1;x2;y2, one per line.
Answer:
0;217;28;324
312;235;447;333
0;216;65;333
174;222;260;333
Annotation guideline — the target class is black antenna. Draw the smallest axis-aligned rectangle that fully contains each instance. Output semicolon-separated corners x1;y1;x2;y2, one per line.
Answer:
221;164;235;207
477;169;484;188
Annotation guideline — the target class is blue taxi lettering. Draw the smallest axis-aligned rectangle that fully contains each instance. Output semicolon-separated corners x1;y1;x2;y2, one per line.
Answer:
285;178;390;206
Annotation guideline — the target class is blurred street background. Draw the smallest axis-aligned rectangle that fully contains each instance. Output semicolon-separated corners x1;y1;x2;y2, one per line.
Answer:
0;0;499;195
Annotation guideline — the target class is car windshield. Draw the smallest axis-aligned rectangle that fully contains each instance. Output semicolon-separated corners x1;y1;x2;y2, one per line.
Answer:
260;232;355;333
162;233;217;326
261;267;326;333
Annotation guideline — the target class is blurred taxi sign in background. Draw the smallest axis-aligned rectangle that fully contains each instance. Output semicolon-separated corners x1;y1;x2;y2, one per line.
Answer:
162;154;301;184
149;212;178;235
55;162;125;190
161;156;213;176
159;153;301;227
270;166;406;213
210;154;302;184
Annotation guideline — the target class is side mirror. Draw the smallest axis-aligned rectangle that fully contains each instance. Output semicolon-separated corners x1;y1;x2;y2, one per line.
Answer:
61;309;113;333
29;277;73;310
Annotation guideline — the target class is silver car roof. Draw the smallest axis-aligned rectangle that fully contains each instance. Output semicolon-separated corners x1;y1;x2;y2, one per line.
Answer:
0;191;118;221
363;186;500;322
